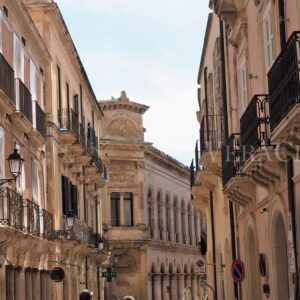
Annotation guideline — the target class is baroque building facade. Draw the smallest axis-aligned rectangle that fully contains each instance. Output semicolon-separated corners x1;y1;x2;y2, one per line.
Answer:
0;0;108;299
99;92;204;300
192;0;300;299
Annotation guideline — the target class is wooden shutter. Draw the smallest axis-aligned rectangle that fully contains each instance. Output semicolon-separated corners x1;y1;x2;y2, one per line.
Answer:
61;175;69;215
70;184;78;217
73;94;78;116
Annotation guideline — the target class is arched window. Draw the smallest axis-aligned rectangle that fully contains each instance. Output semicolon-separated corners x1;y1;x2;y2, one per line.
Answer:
157;191;163;240
181;201;186;244
194;212;198;245
188;204;193;245
147;189;153;238
174;197;179;243
166;194;171;241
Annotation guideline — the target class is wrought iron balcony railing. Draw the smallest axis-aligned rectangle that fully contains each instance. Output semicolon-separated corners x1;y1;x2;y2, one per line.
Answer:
0;187;23;230
16;78;32;122
58;108;79;137
0;53;15;103
42;209;54;240
222;134;242;186
0;187;53;240
87;127;98;150
79;122;86;147
33;100;46;138
268;31;300;131
240;95;271;163
200;115;225;156
25;199;40;236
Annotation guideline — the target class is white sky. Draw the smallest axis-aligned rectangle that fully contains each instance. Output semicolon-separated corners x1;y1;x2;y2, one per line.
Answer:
56;0;211;165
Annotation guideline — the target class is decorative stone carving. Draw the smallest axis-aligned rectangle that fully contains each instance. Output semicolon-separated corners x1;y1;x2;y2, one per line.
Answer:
109;174;135;184
107;118;139;139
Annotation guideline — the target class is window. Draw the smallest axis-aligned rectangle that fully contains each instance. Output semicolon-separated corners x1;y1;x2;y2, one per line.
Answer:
165;195;171;241
31;157;39;203
157;192;163;239
30;60;42;103
110;192;120;226
263;4;274;70
73;94;79;116
124;192;133;226
147;189;153;237
66;82;70;110
57;65;62;111
15;143;25;194
239;58;248;113
61;175;78;216
13;33;24;80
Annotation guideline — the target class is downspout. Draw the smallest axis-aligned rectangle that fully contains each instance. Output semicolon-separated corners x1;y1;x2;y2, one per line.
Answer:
204;67;209;143
220;18;239;300
210;191;218;300
287;158;299;299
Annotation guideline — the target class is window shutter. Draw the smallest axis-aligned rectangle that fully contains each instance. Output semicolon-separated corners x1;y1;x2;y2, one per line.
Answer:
61;175;69;215
73;94;78;116
70;184;78;216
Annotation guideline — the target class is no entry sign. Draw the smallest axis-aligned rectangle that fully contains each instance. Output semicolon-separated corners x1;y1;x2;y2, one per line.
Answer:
231;259;245;283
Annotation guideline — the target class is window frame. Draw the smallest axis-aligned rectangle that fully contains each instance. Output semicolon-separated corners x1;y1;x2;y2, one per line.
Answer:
263;3;274;70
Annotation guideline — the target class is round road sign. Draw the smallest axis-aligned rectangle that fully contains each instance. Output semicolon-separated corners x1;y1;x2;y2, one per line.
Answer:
196;259;205;268
231;259;245;283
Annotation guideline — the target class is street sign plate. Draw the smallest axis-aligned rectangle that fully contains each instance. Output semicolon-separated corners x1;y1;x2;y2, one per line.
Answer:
231;259;245;283
102;271;117;278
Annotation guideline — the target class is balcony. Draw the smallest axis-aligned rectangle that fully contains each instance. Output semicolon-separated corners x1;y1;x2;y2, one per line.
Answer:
0;53;15;113
58;108;79;143
268;31;300;144
11;79;33;132
199;114;225;169
28;100;47;147
0;187;53;239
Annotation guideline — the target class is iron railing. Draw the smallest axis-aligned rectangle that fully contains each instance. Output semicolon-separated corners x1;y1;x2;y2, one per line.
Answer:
222;134;242;186
200;115;225;156
0;187;23;230
240;95;271;163
268;31;300;131
79;122;86;147
0;53;15;103
16;79;32;122
25;199;40;236
42;209;54;240
33;101;46;138
58;108;79;137
87;127;98;150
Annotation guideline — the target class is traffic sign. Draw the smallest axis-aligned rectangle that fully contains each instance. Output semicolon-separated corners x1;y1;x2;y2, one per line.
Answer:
196;259;205;269
102;271;117;278
231;259;245;283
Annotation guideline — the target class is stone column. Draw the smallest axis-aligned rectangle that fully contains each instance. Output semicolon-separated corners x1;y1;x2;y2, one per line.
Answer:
25;268;32;300
6;265;14;300
120;192;125;225
153;200;159;240
186;274;192;290
162;274;170;300
170;274;178;300
178;274;185;299
192;274;198;300
32;269;40;300
153;274;162;300
148;274;153;300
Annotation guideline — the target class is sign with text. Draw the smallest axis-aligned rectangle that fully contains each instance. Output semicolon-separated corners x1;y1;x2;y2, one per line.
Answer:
102;271;117;278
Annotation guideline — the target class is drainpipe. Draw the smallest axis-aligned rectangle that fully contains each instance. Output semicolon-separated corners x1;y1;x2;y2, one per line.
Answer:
287;158;299;299
204;67;209;143
210;191;218;300
219;18;239;300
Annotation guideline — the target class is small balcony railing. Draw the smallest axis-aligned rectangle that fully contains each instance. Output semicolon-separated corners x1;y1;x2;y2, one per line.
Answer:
0;53;15;103
200;115;225;156
87;127;98;150
79;122;86;147
221;134;242;186
66;217;91;244
268;31;300;131
240;95;271;163
33;100;46;138
42;209;54;240
58;108;79;137
0;187;53;239
0;187;23;230
16;79;32;122
25;199;40;236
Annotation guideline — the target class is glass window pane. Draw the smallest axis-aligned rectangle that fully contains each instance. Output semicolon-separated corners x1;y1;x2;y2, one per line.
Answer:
111;192;120;226
124;193;133;226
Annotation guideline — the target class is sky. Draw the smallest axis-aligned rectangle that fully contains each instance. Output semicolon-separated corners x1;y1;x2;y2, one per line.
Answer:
56;0;211;166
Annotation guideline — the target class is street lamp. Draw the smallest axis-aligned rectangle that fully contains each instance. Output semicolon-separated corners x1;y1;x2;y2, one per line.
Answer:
113;254;119;265
0;149;24;186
